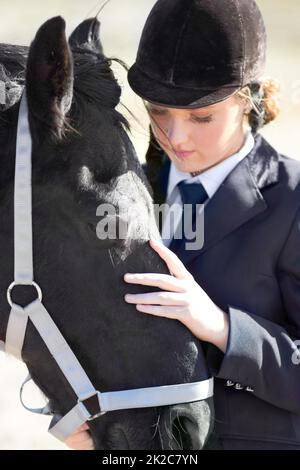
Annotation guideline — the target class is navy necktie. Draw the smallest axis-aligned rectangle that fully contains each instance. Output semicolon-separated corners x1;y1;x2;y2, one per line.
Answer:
168;180;209;255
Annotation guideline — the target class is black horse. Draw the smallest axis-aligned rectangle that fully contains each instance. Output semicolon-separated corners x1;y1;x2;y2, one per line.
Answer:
0;16;213;450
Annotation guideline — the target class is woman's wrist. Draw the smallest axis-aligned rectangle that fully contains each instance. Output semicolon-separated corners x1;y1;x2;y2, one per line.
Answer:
183;301;229;353
207;305;229;353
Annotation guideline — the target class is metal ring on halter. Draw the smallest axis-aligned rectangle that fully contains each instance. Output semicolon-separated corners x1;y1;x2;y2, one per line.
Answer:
77;390;106;421
6;281;43;308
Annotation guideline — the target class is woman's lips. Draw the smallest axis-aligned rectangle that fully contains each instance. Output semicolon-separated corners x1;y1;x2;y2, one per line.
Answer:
175;150;195;158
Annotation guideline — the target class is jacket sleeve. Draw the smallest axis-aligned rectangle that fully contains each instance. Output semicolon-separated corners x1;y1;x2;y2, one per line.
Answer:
206;206;300;414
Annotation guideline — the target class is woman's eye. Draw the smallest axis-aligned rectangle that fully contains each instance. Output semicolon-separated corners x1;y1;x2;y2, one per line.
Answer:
191;115;213;124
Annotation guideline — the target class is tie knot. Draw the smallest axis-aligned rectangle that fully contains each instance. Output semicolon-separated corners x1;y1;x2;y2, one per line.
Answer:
177;180;208;206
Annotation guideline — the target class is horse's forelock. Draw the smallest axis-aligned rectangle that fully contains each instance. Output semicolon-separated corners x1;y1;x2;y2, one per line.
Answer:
0;45;27;111
73;50;120;107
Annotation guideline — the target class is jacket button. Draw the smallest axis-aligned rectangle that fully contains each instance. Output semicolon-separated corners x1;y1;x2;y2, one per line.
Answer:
225;380;235;387
245;386;254;392
234;383;244;390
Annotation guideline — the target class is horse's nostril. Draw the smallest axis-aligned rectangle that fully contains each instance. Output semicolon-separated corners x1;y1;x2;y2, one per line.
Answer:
172;416;194;450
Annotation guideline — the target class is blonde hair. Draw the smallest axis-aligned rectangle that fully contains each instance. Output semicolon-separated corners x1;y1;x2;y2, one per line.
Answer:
237;77;281;134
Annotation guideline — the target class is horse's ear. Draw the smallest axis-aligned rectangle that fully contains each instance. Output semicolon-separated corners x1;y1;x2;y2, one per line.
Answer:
26;16;74;139
69;18;104;54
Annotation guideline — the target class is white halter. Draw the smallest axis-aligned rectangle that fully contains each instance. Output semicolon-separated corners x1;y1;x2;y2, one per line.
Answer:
3;90;213;442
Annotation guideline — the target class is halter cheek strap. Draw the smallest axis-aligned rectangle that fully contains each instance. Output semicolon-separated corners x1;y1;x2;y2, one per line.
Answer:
3;90;213;442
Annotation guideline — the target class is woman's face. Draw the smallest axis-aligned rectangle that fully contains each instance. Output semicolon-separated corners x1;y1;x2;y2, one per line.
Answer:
147;94;249;174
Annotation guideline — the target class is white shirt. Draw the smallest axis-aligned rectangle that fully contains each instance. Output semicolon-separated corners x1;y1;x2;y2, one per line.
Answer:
161;132;255;246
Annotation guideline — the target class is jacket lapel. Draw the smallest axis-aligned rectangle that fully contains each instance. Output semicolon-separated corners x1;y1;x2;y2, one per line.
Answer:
151;135;280;266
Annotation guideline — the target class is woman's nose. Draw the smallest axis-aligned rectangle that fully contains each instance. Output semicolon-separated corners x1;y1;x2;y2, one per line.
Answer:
166;118;190;148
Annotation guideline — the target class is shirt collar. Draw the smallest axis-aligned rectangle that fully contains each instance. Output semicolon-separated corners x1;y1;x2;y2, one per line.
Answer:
167;131;255;200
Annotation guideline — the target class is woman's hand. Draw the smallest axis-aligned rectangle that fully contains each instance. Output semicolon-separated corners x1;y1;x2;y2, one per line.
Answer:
64;423;94;450
124;239;229;352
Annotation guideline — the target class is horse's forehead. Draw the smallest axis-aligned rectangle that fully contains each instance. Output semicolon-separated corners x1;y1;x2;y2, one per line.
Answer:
114;171;150;200
78;167;151;203
78;166;157;233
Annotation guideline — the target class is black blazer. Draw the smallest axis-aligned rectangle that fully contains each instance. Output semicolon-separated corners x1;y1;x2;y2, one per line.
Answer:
144;134;300;449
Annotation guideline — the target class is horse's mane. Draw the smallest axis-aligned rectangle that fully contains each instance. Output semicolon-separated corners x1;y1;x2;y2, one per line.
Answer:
0;43;129;132
72;46;130;131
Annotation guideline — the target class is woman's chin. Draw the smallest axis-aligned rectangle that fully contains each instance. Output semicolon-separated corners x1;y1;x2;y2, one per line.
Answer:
173;160;204;175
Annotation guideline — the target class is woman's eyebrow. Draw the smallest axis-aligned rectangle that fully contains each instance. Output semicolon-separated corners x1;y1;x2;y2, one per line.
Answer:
147;105;167;111
191;109;212;113
191;105;216;113
146;105;214;115
190;110;214;117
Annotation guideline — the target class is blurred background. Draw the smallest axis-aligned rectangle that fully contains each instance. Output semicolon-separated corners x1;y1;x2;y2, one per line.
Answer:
0;0;299;450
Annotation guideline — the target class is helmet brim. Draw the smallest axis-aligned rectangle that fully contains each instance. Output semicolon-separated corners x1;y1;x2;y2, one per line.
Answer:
128;64;241;109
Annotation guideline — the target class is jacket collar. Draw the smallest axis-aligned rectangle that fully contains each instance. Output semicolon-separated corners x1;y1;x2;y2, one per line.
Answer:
152;134;280;266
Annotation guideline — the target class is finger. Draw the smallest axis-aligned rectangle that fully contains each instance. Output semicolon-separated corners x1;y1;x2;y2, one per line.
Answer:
67;424;89;437
136;303;183;320
76;423;89;432
65;431;94;450
124;273;187;292
125;292;188;306
66;440;93;450
65;431;91;443
149;239;193;280
66;440;94;451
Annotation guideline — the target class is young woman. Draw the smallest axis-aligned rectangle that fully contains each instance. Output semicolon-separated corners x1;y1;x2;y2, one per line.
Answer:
66;0;300;450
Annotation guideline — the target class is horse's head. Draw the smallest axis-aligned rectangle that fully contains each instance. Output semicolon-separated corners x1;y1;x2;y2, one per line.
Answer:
0;17;214;450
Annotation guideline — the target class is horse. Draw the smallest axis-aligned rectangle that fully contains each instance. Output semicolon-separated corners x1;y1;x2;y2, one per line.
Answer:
0;16;214;450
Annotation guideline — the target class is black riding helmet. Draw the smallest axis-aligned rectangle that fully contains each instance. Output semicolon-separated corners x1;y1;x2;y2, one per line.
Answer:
128;0;267;109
